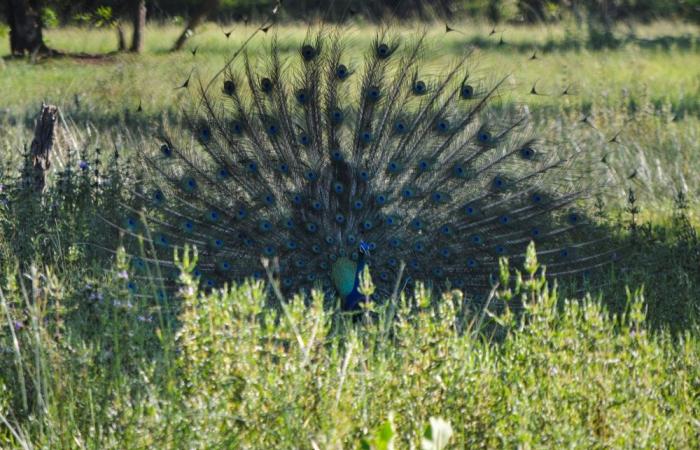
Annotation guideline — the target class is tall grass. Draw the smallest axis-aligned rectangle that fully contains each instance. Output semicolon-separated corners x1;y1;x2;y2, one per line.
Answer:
1;244;699;448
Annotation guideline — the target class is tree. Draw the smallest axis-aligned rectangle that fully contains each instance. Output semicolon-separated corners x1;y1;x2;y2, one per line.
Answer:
5;0;52;56
171;0;219;52
129;0;145;53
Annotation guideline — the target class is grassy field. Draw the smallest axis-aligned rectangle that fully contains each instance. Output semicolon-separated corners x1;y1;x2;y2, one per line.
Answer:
1;20;700;448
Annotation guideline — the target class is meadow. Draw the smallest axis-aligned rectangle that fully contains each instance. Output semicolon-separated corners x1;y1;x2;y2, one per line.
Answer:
1;19;700;448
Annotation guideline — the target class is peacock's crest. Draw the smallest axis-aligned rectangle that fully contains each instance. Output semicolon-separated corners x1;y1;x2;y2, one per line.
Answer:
115;28;615;308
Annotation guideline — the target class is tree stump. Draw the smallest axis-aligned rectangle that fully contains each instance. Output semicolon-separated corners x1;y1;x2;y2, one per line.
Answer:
29;104;58;193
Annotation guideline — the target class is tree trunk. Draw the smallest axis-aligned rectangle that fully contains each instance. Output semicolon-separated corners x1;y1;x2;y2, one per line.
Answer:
28;104;58;193
129;0;146;53
6;0;50;56
171;0;219;52
116;22;127;51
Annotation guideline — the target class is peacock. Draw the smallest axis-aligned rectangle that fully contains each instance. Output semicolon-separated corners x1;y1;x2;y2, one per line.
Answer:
114;28;615;310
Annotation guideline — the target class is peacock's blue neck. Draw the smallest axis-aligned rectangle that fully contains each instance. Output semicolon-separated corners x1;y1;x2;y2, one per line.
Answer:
331;253;366;310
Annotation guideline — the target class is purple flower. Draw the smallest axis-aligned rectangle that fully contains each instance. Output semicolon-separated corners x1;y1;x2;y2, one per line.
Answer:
13;321;23;331
117;270;129;280
79;160;89;171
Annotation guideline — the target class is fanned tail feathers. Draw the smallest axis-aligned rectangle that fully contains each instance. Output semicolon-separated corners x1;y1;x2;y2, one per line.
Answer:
111;28;615;305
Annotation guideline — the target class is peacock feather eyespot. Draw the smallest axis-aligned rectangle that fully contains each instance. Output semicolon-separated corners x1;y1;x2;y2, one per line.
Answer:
260;77;273;93
333;182;344;194
362;220;373;230
531;227;541;238
411;218;423;230
470;234;483;245
218;260;232;272
453;164;466;177
198;125;212;144
299;133;311;146
306;273;316;282
151;189;165;205
296;89;309;105
192;267;202;278
263;246;276;256
440;224;452;235
464;205;478;216
353;200;364;210
247;161;258;173
434;118;450;133
211;238;224;249
263;193;275;206
335;64;349;80
409;259;420;270
183;176;197;192
312;244;321;254
402;188;415;199
492;176;506;190
460;84;474;99
311;200;323;211
277;162;289;174
413;80;427;95
283;278;293;288
467;258;477;268
182;220;194;232
366;86;381;102
223;80;236;96
431;192;444;203
283;217;294;229
231;121;244;135
368;242;376;251
330;149;343;161
568;213;579;224
519;146;535;160
495;245;507;255
418;160;431;171
531;193;543;204
305;170;318;181
125;216;139;232
477;130;493;144
155;233;169;247
301;44;317;61
132;257;146;271
291;193;303;206
335;213;345;224
360;130;373;143
325;235;335;245
160;143;173;157
236;207;248;220
359;170;370;181
216;167;231;181
286;240;297;250
385;215;397;226
330;108;344;125
266;123;279;136
388;257;398;267
306;222;318;233
346;234;357;245
376;43;391;59
560;248;570;258
207;209;221;222
414;242;425;252
387;161;401;173
393;120;408;134
320;261;330;270
499;215;510;225
127;281;137;293
389;237;401;248
380;272;389;281
259;220;273;232
433;267;444;277
375;194;387;205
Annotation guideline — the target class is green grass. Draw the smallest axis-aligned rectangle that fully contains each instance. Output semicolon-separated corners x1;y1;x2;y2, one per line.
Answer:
1;20;700;448
1;245;699;448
